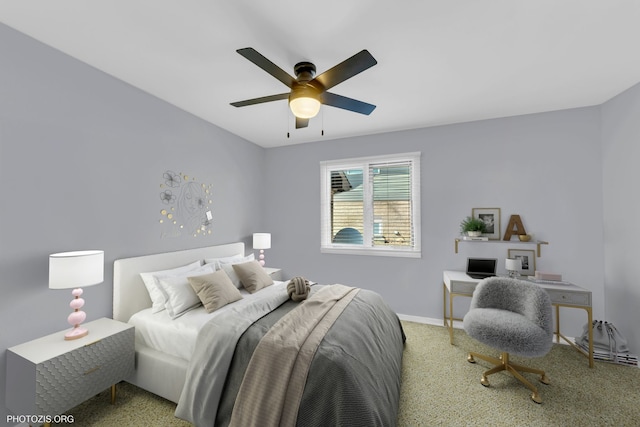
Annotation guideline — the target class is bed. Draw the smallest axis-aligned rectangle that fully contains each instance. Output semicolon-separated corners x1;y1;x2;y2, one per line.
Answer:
113;242;405;426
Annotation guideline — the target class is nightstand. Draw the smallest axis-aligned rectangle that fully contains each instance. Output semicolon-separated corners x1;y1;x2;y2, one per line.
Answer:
6;318;134;423
263;267;283;281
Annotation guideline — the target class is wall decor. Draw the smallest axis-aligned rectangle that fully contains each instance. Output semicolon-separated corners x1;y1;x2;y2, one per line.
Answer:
508;248;536;276
472;207;501;240
158;170;213;238
503;214;527;241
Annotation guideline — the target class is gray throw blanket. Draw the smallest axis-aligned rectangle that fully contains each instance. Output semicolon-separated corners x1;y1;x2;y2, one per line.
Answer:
229;285;358;426
216;285;406;427
174;283;290;425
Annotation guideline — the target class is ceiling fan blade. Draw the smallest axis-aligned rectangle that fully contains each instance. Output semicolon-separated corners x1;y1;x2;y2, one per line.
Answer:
236;48;295;88
314;50;377;90
322;92;376;115
295;117;309;129
230;93;289;108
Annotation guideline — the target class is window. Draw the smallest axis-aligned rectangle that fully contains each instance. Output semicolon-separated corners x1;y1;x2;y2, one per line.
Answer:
320;152;421;257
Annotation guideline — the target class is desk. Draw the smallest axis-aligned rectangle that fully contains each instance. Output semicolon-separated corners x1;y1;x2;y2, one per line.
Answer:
443;270;594;368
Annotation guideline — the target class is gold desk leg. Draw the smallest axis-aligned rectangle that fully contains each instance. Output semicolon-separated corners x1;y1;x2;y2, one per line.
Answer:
586;307;594;368
555;305;560;343
111;383;117;404
443;282;455;345
448;286;455;345
442;282;447;327
555;304;595;369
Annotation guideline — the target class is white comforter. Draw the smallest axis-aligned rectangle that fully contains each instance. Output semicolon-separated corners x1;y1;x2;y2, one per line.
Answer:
128;281;287;361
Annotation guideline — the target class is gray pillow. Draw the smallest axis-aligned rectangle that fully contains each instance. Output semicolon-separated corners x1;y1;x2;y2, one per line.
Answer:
188;269;243;313
232;260;274;294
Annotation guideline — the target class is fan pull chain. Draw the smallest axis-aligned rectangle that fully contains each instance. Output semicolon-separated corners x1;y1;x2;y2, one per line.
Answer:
286;104;291;138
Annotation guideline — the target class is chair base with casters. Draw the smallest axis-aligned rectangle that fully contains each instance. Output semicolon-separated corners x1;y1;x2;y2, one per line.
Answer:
463;277;554;404
467;351;550;404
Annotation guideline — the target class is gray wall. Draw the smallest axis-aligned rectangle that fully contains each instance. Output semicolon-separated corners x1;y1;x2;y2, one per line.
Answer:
2;18;640;424
264;107;606;339
601;81;640;356
0;23;264;422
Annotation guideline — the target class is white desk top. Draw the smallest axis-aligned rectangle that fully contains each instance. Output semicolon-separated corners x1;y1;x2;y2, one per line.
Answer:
443;270;591;307
444;270;587;291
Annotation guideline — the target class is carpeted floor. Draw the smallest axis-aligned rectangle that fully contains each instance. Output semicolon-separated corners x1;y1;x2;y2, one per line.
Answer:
64;321;640;426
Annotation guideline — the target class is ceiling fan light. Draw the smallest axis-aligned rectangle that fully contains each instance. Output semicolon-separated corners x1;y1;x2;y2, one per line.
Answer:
289;96;321;119
289;85;321;119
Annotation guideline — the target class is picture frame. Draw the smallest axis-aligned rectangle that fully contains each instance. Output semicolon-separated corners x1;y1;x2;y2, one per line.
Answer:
508;249;536;276
472;207;501;240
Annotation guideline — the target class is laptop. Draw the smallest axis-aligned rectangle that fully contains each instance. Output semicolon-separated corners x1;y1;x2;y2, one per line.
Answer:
466;258;497;279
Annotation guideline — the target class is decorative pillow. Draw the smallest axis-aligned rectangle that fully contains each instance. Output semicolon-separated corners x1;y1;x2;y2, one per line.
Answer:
139;260;202;313
188;269;243;313
155;263;217;319
218;254;256;288
287;276;311;302
232;260;274;294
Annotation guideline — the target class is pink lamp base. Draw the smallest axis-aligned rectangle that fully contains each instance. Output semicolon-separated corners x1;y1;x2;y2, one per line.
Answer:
65;288;89;340
64;326;88;340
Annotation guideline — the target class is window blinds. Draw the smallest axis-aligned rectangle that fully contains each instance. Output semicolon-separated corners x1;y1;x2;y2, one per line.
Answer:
369;160;413;248
320;152;420;257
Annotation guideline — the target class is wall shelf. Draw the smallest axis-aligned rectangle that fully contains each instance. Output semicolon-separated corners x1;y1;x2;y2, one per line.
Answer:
455;238;549;257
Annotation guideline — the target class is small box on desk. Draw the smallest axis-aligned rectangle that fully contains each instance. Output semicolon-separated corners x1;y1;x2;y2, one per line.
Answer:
535;271;562;281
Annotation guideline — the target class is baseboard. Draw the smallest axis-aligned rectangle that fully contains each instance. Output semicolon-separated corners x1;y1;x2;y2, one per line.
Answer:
397;313;581;346
397;313;450;327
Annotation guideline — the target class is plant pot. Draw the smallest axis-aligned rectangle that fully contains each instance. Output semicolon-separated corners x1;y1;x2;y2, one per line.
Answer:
467;231;482;237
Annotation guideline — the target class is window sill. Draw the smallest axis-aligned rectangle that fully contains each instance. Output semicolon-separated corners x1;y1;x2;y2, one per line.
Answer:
321;246;421;258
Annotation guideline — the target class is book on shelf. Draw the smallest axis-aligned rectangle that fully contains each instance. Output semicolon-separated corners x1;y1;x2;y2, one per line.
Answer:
462;236;488;241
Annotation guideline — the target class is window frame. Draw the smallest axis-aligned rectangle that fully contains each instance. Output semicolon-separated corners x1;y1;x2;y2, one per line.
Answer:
320;152;421;258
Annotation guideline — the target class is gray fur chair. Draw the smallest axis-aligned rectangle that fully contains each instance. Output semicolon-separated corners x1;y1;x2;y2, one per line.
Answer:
463;276;554;403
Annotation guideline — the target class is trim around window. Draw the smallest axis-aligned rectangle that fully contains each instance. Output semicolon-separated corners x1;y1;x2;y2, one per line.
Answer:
321;246;422;258
320;152;421;258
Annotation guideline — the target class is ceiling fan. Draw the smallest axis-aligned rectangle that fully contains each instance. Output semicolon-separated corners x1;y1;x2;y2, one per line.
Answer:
230;48;377;129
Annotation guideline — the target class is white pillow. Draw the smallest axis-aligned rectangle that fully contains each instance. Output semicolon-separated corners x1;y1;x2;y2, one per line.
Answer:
156;263;217;319
203;253;244;268
218;254;255;288
140;260;203;313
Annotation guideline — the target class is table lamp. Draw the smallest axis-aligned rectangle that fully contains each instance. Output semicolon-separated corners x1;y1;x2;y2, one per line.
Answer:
505;258;521;278
252;233;271;266
49;250;104;340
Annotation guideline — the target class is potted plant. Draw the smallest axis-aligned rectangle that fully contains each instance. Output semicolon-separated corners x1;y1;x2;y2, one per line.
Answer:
460;216;486;237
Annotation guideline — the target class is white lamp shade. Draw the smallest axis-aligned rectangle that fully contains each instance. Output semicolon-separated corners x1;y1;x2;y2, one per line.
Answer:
252;233;271;250
505;258;521;271
49;250;104;289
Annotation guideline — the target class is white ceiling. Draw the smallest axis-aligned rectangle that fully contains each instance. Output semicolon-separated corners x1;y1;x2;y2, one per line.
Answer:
2;1;639;148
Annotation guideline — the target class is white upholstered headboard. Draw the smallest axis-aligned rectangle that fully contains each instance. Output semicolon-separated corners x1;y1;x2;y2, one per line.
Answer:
113;242;245;323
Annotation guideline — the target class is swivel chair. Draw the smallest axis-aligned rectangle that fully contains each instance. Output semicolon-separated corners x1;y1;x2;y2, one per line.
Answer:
463;276;553;403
